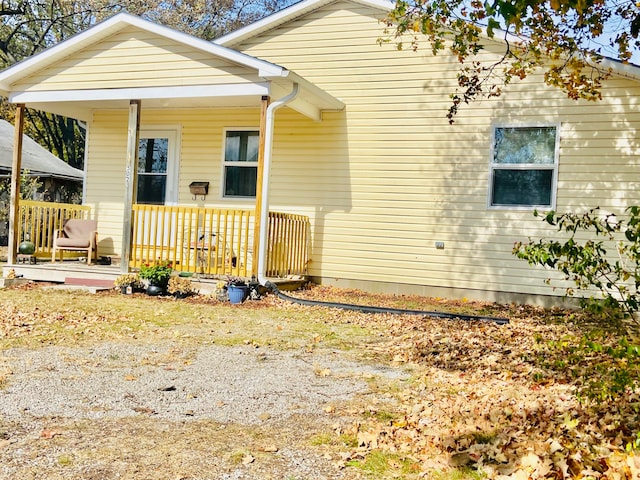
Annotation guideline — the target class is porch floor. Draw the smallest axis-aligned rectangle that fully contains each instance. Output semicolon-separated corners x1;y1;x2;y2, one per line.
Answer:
1;258;306;293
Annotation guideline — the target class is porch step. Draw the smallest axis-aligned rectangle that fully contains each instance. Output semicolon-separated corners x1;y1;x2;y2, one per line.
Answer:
65;277;115;288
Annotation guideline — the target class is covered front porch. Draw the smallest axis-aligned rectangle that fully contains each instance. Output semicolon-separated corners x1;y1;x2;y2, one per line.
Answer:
5;199;310;286
0;12;344;285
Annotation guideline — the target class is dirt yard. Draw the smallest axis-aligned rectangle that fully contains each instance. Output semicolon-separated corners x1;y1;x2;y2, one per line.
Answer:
0;284;639;479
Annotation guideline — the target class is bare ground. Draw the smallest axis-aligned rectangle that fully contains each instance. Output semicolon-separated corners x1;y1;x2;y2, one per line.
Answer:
0;283;639;479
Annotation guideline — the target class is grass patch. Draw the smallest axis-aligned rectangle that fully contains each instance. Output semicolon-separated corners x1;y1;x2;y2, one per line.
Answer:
309;431;359;449
0;289;374;352
347;450;421;477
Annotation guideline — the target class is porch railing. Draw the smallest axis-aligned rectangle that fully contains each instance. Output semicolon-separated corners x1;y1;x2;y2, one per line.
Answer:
14;200;310;278
265;212;310;277
131;204;310;278
17;200;91;258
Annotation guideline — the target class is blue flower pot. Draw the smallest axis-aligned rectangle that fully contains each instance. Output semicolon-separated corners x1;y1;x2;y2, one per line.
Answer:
228;285;248;304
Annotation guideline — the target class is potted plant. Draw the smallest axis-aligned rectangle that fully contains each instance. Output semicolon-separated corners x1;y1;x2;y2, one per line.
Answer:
226;276;248;304
167;276;197;298
114;273;143;294
139;260;173;295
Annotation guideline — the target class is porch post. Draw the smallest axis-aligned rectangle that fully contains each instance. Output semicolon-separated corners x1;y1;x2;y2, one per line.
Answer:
252;95;270;277
7;104;25;265
120;100;141;273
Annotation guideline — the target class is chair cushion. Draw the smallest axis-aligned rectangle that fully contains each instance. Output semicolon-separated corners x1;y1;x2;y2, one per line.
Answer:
56;237;91;248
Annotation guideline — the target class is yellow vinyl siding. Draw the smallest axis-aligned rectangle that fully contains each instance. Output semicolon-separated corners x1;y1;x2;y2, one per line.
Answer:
85;108;263;255
233;0;640;299
75;1;640;301
83;110;128;254
13;27;260;91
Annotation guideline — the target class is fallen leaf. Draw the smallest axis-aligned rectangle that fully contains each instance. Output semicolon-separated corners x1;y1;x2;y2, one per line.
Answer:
132;407;156;415
40;429;62;439
260;445;279;453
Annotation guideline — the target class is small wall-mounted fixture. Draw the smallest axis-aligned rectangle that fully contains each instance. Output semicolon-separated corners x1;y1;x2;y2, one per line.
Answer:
189;181;209;200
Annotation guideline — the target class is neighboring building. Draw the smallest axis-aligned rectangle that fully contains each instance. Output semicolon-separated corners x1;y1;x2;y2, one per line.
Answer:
0;119;83;244
0;119;83;199
0;0;638;303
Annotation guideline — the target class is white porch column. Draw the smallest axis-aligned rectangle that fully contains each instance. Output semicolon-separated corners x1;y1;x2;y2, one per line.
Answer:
7;104;25;265
120;100;141;273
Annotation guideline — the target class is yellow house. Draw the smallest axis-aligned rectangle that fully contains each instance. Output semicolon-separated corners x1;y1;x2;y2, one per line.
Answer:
1;0;639;304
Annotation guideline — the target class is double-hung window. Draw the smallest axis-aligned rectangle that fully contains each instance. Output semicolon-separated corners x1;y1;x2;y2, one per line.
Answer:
223;130;259;198
489;125;559;208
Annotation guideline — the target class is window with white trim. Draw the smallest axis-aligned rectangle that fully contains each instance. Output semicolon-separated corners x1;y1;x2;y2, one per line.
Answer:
223;130;259;198
490;125;558;208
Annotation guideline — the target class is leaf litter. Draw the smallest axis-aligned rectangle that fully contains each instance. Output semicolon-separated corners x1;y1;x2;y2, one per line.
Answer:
0;283;639;478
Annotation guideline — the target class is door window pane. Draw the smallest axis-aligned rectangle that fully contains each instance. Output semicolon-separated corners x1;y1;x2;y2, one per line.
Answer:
137;137;168;205
137;175;167;204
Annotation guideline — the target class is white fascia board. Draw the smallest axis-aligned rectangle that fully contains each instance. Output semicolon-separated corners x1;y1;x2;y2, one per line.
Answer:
0;12;285;88
216;0;393;47
0;14;127;86
9;83;270;104
599;57;640;81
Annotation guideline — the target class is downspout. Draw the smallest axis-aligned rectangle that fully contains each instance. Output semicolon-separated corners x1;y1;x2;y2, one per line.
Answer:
256;83;299;286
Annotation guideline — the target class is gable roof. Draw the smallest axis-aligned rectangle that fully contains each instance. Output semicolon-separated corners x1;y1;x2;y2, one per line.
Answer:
0;12;284;94
216;0;640;82
216;0;393;47
0;12;344;121
0;120;83;181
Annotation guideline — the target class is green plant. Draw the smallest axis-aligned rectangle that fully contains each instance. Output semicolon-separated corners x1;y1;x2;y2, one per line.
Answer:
513;207;640;319
139;260;173;287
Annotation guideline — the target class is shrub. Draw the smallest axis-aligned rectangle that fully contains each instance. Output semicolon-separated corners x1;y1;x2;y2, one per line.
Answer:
513;207;640;319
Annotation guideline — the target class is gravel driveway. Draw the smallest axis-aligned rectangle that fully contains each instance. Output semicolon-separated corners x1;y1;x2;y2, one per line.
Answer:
0;341;407;479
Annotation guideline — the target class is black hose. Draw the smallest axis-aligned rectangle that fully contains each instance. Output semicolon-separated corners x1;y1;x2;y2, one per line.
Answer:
264;282;509;325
